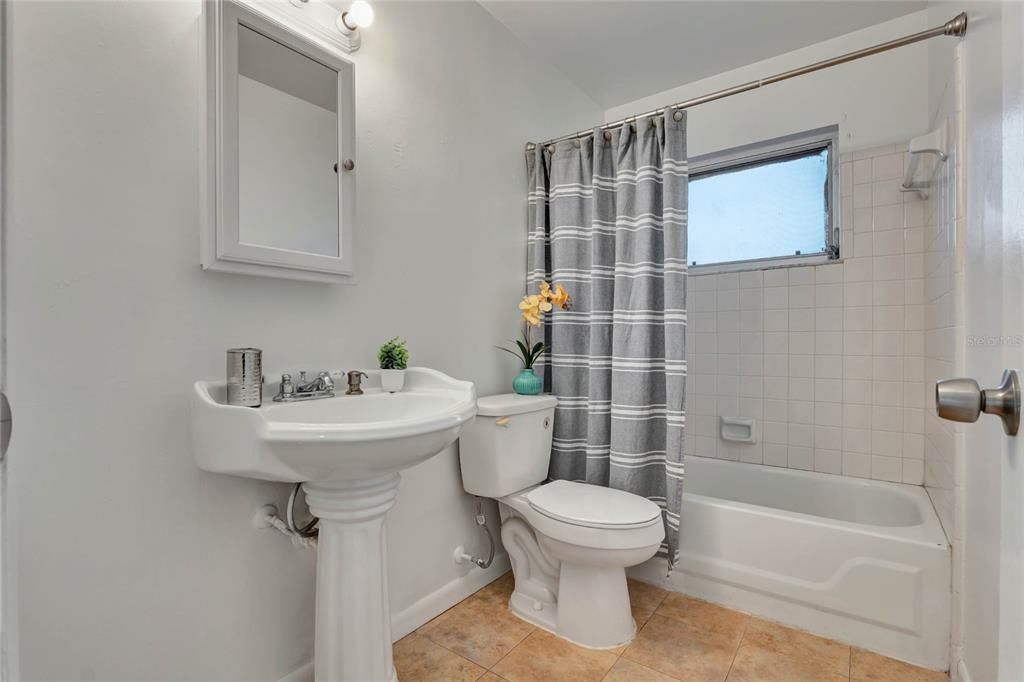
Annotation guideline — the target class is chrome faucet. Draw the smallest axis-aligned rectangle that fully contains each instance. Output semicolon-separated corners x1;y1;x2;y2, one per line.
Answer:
274;370;335;402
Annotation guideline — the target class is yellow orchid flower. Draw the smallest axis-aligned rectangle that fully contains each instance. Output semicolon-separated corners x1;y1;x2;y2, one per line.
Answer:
500;284;572;370
551;284;571;310
519;294;541;311
516;283;570;328
519;294;543;326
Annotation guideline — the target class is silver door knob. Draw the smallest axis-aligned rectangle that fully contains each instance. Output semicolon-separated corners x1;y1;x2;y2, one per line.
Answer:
935;369;1020;435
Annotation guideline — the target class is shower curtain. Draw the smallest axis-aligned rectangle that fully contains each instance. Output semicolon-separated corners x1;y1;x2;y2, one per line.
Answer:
526;110;688;564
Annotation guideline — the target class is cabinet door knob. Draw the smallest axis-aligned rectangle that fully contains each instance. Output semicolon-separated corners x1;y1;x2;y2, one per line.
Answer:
936;369;1020;435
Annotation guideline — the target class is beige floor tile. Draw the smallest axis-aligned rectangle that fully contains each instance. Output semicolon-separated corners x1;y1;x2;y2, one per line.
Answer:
655;593;750;646
851;648;948;682
492;629;620;682
622;613;738;682
629;579;670;627
727;643;848;682
418;592;535;668
473;571;515;608
603;657;680;681
741;617;850;675
392;633;487;682
479;674;509;682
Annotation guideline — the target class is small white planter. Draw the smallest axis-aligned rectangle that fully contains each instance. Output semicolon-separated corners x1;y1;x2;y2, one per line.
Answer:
380;369;405;393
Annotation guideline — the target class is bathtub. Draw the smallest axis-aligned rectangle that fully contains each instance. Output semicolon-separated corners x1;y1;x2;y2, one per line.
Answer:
631;456;950;670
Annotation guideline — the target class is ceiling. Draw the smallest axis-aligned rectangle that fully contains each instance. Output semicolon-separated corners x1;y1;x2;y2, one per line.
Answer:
479;1;927;108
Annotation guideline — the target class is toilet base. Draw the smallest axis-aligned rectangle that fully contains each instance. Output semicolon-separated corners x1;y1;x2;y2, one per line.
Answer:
508;572;637;650
501;512;639;649
556;562;637;648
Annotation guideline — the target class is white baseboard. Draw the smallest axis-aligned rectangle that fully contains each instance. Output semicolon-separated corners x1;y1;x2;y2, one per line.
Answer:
277;553;511;682
955;658;971;682
278;661;313;682
391;553;511;640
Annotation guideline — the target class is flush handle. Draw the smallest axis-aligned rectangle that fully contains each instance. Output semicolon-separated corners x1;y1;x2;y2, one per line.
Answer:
495;417;511;427
936;369;1020;436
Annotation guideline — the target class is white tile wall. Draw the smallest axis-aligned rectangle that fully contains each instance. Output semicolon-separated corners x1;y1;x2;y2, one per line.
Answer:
685;143;928;484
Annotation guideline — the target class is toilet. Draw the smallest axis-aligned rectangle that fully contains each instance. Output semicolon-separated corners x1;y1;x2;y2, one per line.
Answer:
459;394;665;649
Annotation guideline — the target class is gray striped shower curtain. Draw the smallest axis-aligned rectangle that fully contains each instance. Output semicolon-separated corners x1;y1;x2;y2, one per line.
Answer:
526;111;688;564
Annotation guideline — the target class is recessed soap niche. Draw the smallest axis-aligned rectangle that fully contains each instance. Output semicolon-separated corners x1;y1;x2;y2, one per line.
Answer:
720;416;757;444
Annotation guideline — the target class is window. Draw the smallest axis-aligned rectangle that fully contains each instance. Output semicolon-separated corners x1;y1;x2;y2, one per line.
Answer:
688;127;837;269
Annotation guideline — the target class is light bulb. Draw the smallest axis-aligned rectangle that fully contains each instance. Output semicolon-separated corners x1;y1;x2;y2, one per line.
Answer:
337;0;374;33
348;0;374;27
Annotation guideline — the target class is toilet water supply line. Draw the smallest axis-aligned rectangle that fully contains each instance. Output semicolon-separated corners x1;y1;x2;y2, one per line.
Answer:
453;497;496;569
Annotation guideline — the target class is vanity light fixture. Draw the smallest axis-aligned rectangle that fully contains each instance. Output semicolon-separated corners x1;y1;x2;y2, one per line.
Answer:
336;0;374;34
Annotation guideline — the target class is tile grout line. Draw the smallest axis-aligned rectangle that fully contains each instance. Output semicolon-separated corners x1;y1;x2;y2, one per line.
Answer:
483;623;536;678
484;582;672;682
420;632;498;677
415;576;533;680
721;615;751;682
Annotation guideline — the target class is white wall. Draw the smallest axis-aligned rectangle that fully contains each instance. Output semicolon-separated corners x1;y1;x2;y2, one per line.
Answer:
605;11;934;158
3;1;599;679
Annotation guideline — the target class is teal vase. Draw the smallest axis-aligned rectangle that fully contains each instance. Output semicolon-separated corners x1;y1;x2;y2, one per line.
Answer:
512;368;543;395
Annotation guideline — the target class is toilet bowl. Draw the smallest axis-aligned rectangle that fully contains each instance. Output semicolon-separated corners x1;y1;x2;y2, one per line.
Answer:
458;394;665;649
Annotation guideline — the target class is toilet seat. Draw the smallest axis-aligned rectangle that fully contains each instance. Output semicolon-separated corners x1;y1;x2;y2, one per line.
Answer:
500;482;665;553
527;480;661;530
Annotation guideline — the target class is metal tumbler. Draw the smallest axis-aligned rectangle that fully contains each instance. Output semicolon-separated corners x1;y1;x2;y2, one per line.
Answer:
226;348;263;407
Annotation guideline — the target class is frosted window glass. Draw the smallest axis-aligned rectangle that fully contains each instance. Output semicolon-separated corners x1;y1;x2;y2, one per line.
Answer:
689;148;829;265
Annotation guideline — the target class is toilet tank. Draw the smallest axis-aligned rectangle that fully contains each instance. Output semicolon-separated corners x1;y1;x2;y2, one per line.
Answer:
459;394;558;498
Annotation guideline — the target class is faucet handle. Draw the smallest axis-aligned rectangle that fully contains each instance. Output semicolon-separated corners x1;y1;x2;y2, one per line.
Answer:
318;371;336;390
275;373;295;402
299;370;308;384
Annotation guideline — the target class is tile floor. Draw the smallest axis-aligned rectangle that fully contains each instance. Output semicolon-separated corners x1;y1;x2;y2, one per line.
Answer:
395;571;949;682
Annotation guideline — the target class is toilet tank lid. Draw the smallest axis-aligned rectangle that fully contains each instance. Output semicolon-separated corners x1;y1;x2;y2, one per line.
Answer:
477;393;558;416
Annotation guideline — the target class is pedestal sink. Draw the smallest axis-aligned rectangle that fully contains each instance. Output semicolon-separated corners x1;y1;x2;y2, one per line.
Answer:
190;367;477;681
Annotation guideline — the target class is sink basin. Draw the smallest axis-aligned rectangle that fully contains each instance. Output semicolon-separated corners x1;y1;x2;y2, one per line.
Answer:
189;366;477;681
191;367;477;482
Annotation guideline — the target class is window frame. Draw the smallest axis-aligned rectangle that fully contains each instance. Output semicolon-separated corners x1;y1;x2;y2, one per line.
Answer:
687;125;840;274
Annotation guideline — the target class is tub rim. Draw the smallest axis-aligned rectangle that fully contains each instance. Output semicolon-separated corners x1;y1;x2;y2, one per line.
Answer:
681;456;949;549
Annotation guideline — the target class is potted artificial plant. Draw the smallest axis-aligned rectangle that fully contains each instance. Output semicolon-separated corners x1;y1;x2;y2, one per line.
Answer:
498;281;571;395
378;337;409;393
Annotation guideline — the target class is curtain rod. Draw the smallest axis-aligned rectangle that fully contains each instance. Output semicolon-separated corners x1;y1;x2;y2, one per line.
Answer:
527;11;967;151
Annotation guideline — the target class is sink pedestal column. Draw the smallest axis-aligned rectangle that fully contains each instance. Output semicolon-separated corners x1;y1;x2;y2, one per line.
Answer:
303;473;401;682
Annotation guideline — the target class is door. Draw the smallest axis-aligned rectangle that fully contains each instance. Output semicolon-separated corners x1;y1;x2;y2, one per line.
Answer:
0;0;8;677
953;3;1024;681
994;5;1024;678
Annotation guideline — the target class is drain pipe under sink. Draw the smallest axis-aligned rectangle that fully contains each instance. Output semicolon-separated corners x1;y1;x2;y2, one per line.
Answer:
454;496;496;568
